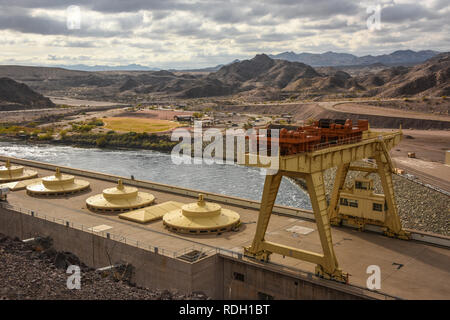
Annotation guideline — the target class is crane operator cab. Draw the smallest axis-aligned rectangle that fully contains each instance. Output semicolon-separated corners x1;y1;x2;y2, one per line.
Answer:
337;178;387;226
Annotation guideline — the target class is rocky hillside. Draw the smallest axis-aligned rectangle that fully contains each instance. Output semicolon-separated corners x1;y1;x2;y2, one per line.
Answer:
284;52;450;99
180;54;321;98
0;234;209;300
371;53;450;97
0;77;55;110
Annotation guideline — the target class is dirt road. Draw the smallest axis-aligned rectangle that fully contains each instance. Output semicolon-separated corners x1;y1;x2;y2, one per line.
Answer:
49;96;120;107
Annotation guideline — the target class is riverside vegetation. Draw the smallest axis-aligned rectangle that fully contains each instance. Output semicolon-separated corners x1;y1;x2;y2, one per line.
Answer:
0;120;178;153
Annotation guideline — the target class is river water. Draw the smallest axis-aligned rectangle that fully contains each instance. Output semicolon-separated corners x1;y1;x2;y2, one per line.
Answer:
0;141;311;209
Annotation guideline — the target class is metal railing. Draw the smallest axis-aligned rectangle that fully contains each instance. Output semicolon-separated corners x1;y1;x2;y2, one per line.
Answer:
307;136;362;152
246;136;363;155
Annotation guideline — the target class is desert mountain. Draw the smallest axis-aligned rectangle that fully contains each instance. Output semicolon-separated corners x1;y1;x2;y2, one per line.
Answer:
210;54;319;86
270;50;439;67
52;64;160;72
179;54;322;98
0;77;55;111
0;52;448;101
371;53;450;97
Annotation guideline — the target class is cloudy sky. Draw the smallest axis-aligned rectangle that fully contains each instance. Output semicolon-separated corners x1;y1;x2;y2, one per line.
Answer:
0;0;449;69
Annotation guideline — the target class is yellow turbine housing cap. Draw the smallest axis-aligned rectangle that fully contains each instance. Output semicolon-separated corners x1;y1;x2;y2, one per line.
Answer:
0;160;38;183
86;179;155;213
163;194;241;234
26;168;90;196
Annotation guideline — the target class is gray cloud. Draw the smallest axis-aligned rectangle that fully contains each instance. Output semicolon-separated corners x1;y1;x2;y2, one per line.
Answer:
381;3;438;23
0;1;189;12
48;39;101;48
0;8;143;37
0;0;448;68
270;0;360;19
0;11;65;35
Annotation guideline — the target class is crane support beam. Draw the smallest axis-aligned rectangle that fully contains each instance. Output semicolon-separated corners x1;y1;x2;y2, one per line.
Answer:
261;241;324;265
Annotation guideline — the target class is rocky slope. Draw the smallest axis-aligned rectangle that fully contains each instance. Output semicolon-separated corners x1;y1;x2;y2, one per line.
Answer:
0;77;55;110
371;53;450;97
0;234;208;300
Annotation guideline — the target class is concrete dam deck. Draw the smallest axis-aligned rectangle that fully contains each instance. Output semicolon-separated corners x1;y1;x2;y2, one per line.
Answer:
0;157;449;300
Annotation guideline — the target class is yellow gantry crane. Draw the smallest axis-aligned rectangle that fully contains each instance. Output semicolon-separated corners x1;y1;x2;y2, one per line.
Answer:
243;125;410;283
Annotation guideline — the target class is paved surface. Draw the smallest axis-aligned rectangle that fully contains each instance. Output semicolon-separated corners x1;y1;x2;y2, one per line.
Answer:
5;165;450;300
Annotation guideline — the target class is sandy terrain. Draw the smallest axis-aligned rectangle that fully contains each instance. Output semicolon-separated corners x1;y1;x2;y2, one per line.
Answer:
49;96;120;107
1;105;127;124
372;129;450;192
1;108;79;123
333;103;450;122
384;129;450;163
37;107;128;130
114;109;193;120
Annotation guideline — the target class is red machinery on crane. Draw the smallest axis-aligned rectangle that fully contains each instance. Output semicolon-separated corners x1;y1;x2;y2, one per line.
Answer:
250;119;369;156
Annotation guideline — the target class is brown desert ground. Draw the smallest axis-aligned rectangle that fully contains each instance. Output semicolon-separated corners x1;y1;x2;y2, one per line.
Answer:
373;129;450;192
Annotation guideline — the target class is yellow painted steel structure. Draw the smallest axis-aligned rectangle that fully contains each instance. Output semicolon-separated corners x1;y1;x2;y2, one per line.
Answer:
86;179;155;213
26;168;90;196
243;128;410;283
119;201;184;224
163;194;241;234
0;178;42;191
0;160;38;183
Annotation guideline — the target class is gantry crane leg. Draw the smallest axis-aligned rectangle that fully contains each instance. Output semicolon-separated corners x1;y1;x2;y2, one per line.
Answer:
245;172;283;261
374;152;411;240
244;171;348;283
328;164;350;226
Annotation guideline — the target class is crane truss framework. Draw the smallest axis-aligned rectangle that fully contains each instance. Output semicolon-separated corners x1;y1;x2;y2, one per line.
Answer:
243;130;410;283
